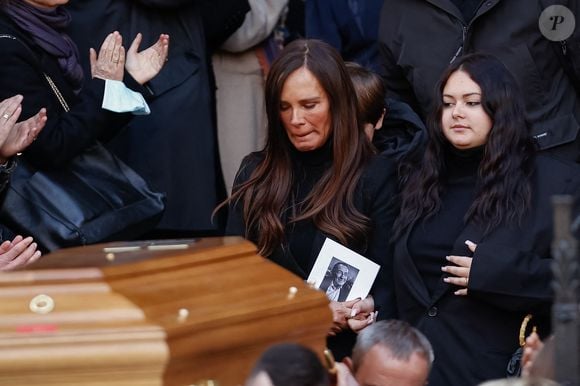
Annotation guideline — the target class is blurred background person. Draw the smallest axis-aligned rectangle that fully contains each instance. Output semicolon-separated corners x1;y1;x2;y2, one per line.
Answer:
346;61;386;141
306;0;383;72
335;319;433;386
245;343;329;386
212;0;288;194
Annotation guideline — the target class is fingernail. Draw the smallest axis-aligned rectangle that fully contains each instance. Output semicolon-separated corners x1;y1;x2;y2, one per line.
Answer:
350;308;358;317
465;240;475;246
443;277;450;282
445;255;451;261
441;266;447;272
454;290;460;295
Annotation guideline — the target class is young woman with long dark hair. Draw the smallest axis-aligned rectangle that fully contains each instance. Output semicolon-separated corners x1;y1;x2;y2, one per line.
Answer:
391;53;580;386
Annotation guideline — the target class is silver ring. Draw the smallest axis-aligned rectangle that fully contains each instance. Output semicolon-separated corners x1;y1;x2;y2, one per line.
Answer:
2;113;9;120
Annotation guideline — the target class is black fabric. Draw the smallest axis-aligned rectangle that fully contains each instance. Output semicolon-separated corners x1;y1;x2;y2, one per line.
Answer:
506;346;523;377
199;0;250;52
305;0;384;72
286;141;333;274
392;155;580;386
0;159;16;194
449;0;484;23
0;144;165;252
409;146;481;295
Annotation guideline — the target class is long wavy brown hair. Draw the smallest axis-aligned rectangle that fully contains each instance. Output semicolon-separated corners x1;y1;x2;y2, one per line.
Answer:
394;53;535;238
221;39;374;256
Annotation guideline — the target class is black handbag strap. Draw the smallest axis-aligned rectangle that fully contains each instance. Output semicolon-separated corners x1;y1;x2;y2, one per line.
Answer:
0;33;70;112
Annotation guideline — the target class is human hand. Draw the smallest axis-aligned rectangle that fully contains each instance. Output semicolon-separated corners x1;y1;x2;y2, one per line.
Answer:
442;239;476;296
125;33;169;85
522;331;544;377
0;235;42;271
347;295;376;332
90;31;125;81
328;298;360;336
335;362;359;386
0;95;24;158
0;107;47;161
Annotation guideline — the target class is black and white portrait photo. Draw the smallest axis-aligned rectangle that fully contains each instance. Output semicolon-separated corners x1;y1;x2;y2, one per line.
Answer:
319;258;359;301
308;238;380;302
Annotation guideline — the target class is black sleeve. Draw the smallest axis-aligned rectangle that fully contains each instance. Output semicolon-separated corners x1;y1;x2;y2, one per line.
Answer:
361;155;399;319
198;0;250;52
468;242;553;313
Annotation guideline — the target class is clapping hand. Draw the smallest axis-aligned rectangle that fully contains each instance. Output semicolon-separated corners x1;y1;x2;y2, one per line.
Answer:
90;31;125;81
0;95;47;162
125;33;169;85
0;235;42;271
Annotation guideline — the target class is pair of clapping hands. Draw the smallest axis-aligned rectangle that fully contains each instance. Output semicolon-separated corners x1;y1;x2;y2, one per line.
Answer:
90;31;169;85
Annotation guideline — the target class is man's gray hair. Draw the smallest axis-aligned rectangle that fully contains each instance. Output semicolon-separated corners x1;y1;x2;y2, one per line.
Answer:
352;320;434;372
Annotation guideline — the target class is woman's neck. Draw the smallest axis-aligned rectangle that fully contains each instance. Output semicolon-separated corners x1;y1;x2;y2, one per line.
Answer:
289;139;333;167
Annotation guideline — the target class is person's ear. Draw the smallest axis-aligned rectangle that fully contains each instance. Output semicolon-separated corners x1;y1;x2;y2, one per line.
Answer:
374;108;386;130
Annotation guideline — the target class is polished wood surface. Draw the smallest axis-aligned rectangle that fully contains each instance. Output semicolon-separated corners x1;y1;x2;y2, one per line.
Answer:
0;237;332;386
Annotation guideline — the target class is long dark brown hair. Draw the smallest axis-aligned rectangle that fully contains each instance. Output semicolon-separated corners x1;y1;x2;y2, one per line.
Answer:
394;53;536;238
222;39;373;256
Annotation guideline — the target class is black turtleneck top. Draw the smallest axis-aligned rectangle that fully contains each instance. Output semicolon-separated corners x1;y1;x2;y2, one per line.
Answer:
285;140;333;274
407;146;483;295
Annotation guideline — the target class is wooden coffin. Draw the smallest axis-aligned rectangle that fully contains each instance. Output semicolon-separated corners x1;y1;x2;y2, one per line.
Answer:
0;237;332;386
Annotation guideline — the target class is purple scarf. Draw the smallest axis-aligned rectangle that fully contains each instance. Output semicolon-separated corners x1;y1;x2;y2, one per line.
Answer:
4;0;83;93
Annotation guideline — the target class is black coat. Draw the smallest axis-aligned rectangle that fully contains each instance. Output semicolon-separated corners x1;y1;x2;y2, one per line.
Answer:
226;150;400;358
227;151;397;296
65;0;244;232
305;0;384;72
393;155;580;386
0;12;132;169
379;0;580;161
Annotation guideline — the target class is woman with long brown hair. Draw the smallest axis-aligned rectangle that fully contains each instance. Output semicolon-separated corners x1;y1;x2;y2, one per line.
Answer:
222;39;398;359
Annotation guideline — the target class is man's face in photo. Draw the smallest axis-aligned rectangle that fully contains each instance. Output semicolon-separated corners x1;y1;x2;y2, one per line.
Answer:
333;264;349;287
